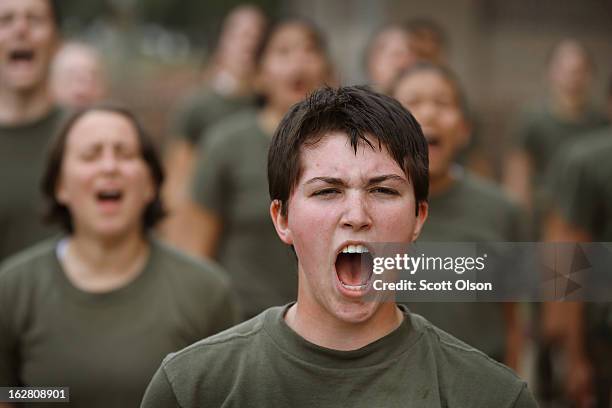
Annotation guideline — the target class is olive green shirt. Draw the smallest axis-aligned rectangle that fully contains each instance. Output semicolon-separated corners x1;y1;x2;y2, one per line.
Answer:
170;85;255;145
141;304;538;407
545;127;612;400
0;107;64;261
515;103;607;190
409;171;526;360
546;127;612;241
0;237;240;408
191;110;296;318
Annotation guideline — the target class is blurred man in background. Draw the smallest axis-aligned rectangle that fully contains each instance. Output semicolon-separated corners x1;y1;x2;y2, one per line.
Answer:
0;0;63;261
542;74;612;408
51;40;107;109
504;39;607;230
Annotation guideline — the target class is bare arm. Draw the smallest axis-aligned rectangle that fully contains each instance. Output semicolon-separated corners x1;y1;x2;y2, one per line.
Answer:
165;201;222;259
503;302;524;372
503;150;533;210
159;140;196;242
543;208;593;407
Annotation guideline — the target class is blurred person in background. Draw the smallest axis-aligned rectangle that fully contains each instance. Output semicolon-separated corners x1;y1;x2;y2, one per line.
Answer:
392;63;527;370
161;5;267;241
51;40;107;109
0;0;64;261
365;18;447;95
504;39;607;232
0;106;239;408
541;74;612;408
171;18;335;319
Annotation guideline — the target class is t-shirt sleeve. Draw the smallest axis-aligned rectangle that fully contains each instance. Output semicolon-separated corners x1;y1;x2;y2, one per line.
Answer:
547;150;599;235
0;270;19;386
170;94;205;145
140;364;180;408
190;127;233;216
511;384;539;408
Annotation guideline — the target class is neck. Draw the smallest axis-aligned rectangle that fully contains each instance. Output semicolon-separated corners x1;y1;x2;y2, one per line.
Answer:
258;105;286;136
0;84;54;125
285;297;403;351
63;229;150;292
429;170;455;196
551;92;586;121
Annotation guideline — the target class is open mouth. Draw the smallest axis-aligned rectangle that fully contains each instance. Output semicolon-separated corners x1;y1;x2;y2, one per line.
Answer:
335;244;375;292
9;49;35;63
96;190;123;203
424;134;441;148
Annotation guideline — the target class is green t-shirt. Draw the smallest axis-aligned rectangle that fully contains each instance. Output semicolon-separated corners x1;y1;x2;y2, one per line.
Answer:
141;304;538;407
515;103;607;191
409;171;527;360
170;85;256;145
546;127;612;369
191;110;296;318
0;107;65;261
546;127;612;241
0;237;240;408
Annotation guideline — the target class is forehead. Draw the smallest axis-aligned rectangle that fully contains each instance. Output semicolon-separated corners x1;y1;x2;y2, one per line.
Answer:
298;132;405;180
396;70;457;98
0;0;52;16
65;111;139;149
267;23;319;50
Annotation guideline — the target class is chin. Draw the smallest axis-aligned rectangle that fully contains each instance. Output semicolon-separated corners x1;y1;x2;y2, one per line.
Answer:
331;299;381;325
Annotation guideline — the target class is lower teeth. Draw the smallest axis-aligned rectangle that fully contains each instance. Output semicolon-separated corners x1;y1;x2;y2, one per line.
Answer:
340;282;368;291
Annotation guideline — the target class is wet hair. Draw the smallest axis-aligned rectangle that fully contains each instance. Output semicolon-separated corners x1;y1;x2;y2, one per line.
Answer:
268;85;429;217
391;62;471;120
41;105;165;234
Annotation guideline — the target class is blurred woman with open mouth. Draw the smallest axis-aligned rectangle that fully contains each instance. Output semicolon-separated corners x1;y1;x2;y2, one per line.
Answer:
0;106;238;408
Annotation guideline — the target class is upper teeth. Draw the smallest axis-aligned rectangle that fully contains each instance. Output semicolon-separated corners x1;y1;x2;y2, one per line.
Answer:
341;244;369;254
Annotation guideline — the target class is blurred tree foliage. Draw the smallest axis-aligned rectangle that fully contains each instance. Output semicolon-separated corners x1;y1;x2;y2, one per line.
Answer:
59;0;282;47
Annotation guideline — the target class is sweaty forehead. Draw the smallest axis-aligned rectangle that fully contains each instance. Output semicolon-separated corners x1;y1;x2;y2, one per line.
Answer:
298;132;406;182
0;0;52;15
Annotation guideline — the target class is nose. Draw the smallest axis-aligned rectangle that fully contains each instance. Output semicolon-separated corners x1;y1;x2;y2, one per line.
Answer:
340;191;372;232
99;152;119;174
413;101;437;126
12;16;30;38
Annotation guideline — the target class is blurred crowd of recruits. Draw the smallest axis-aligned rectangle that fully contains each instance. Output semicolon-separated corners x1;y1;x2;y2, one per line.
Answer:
0;1;610;407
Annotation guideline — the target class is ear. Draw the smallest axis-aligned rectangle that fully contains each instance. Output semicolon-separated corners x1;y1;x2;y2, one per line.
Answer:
55;179;68;205
270;200;293;245
411;201;429;242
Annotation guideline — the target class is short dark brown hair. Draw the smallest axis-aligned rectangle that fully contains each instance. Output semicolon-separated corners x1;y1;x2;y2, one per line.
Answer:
268;86;429;217
41;105;165;233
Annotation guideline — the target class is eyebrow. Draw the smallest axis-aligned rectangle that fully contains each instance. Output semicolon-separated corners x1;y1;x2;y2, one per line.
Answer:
304;174;407;187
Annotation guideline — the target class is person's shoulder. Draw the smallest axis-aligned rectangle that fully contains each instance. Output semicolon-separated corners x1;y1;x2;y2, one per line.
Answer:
566;127;612;162
0;238;57;277
0;238;59;299
160;308;270;377
409;312;532;405
203;108;259;145
150;237;231;290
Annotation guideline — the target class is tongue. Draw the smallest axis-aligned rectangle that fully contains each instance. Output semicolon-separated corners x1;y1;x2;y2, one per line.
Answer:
336;253;367;286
